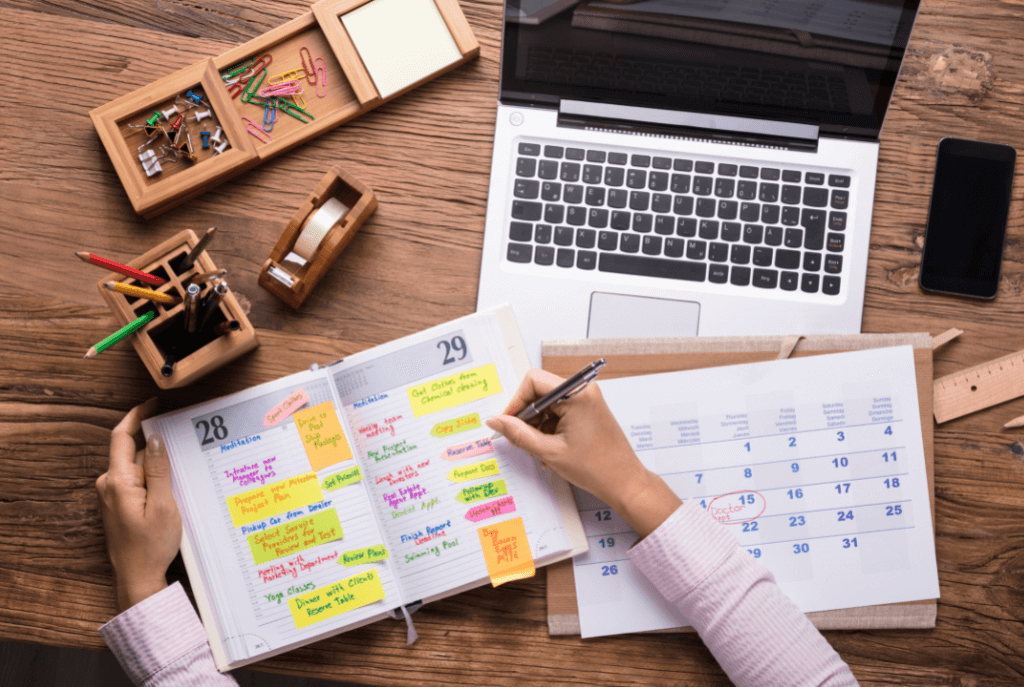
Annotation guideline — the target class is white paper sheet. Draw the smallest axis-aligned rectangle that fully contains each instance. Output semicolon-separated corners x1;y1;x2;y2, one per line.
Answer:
572;346;939;638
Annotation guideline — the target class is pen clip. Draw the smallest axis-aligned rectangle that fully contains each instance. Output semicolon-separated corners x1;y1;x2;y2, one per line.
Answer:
559;369;600;401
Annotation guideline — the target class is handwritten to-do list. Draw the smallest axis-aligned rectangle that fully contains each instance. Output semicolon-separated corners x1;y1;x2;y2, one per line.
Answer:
572;346;940;638
143;308;577;668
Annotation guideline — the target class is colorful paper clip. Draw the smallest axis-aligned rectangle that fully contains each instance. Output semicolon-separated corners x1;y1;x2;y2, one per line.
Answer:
222;58;255;80
269;70;307;109
241;69;267;103
299;47;317;85
263;100;277;132
259;80;302;98
242;116;272;143
276;99;314;124
314;57;326;98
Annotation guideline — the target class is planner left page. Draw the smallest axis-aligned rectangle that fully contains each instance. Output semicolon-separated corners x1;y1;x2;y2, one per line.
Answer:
143;368;406;669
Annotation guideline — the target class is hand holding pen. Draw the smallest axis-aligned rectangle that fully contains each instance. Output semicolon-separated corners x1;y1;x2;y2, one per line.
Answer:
485;363;682;539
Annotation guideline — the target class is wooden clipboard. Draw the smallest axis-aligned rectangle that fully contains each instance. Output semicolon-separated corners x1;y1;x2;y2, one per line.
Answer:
544;333;937;635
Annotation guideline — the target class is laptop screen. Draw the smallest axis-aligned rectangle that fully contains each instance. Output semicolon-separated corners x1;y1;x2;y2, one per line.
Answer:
500;0;920;139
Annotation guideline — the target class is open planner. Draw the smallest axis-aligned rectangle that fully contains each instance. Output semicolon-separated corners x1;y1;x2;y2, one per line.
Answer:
142;305;586;671
571;345;940;638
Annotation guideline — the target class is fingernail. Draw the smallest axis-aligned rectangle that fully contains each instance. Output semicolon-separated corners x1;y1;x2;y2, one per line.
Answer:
485;418;503;439
147;433;164;456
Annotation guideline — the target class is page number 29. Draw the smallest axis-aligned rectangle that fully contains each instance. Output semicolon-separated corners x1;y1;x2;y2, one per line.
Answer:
438;336;468;365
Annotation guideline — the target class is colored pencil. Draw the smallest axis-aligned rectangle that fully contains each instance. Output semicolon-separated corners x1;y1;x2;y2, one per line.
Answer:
76;252;164;286
189;268;227;286
180;227;218;271
84;311;156;359
104;281;178;305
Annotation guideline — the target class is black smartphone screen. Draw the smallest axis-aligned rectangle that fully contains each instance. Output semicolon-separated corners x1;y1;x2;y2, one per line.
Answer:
919;138;1016;299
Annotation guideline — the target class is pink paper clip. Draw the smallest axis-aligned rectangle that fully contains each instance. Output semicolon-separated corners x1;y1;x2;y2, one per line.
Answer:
258;80;302;98
299;47;317;85
242;116;272;143
315;57;326;98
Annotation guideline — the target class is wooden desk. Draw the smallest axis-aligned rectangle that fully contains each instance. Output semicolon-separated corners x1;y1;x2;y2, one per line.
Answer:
2;0;1023;684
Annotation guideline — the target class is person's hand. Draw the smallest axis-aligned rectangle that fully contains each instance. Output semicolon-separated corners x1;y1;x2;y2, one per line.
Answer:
96;398;182;612
486;369;681;537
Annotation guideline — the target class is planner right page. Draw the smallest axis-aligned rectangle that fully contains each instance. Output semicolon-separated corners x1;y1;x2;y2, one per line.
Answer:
572;345;939;638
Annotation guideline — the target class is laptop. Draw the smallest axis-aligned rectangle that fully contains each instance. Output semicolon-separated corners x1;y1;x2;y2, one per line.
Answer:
476;0;921;364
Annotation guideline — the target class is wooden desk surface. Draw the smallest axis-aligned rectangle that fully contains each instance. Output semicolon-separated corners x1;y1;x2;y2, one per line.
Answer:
2;0;1024;684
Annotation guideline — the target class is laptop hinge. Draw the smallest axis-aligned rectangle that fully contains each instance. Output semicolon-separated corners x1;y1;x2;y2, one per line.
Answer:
559;100;819;152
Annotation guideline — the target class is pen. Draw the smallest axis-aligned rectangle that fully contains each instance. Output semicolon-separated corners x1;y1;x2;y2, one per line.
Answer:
76;251;164;286
180;227;217;271
183;283;201;333
199;281;228;329
492;359;607;437
216;319;240;335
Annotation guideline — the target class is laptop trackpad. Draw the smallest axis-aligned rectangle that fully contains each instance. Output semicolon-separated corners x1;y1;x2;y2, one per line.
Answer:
587;292;700;340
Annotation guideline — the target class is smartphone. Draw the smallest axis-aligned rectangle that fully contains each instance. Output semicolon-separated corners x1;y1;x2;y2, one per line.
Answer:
919;138;1016;299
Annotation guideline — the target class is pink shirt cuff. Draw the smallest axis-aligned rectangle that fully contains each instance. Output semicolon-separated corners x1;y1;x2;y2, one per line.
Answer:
99;582;213;684
627;500;738;604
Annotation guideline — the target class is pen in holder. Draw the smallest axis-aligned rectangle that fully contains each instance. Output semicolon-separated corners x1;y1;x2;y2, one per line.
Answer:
258;165;376;308
95;229;259;389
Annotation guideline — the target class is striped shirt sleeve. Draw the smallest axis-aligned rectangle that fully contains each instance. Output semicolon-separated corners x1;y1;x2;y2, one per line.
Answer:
628;501;859;687
99;582;238;687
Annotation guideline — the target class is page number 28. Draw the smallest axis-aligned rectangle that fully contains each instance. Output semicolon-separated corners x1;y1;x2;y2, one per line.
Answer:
437;336;468;365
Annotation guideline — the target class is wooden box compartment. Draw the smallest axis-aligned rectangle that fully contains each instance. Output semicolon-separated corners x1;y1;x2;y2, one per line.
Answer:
212;12;364;161
97;230;259;389
90;60;258;218
258;166;376;309
91;0;480;217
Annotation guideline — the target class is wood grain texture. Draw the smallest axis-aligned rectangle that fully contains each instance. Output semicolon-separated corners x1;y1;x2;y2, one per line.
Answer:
2;0;1024;684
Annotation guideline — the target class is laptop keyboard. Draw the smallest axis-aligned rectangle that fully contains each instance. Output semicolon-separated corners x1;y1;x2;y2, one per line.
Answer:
505;141;851;296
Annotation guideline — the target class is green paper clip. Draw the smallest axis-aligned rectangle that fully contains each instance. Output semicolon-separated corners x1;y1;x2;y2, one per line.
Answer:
241;69;267;103
276;98;314;123
222;57;255;80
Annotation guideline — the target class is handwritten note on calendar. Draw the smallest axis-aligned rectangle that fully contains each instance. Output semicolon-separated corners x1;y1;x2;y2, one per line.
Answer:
572;346;940;638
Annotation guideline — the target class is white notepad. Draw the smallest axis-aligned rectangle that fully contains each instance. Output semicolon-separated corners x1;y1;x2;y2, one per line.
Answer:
143;305;586;670
571;346;940;638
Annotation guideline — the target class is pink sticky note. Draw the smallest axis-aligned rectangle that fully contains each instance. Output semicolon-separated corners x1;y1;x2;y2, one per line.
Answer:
441;437;494;462
464;495;517;523
264;388;311;427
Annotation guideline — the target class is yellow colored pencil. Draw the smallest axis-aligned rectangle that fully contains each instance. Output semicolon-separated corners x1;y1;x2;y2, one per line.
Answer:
104;280;179;305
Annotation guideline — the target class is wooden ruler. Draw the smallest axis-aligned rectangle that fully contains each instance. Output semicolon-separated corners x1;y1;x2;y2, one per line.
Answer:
933;347;1024;423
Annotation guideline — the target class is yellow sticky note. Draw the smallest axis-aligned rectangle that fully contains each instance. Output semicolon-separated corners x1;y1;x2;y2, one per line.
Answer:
406;364;503;418
247;509;343;565
226;473;324;528
322;465;363;491
288;570;387;629
447;459;499;483
294;401;354;472
477;516;535;587
339;544;390;567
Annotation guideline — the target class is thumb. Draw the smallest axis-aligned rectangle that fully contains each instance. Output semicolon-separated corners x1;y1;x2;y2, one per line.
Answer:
486;415;558;461
143;434;174;505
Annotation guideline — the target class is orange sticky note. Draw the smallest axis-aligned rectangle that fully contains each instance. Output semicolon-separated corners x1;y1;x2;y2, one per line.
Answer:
293;401;354;472
476;516;535;587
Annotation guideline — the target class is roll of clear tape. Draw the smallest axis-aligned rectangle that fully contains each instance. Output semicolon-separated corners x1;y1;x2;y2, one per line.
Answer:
293;197;349;261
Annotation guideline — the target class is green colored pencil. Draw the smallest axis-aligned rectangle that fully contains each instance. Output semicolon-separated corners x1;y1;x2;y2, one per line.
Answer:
84;311;156;359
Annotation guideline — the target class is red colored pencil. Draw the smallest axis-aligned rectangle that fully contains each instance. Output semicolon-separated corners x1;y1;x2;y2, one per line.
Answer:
75;252;165;286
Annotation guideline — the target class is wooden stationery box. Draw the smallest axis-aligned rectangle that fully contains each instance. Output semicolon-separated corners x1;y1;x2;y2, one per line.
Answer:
89;0;479;218
96;230;258;389
258;166;377;309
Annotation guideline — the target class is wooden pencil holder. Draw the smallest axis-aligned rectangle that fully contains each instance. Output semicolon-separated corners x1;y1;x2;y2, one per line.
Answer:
96;230;259;389
258;166;377;309
90;0;479;218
